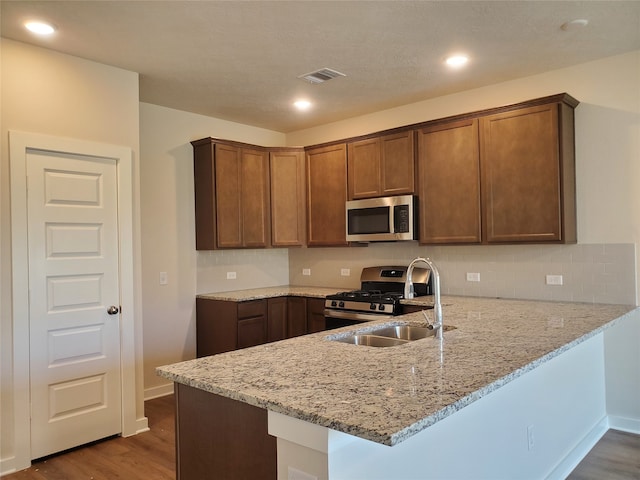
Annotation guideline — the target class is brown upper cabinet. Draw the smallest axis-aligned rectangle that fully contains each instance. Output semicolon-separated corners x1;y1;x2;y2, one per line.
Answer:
193;139;217;250
215;143;270;248
192;139;270;249
347;130;415;199
417;118;482;244
269;149;306;247
480;100;576;243
192;93;577;249
418;94;577;245
305;143;349;247
192;139;305;250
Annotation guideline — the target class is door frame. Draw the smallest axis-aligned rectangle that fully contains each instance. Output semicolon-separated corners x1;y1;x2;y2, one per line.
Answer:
9;131;145;470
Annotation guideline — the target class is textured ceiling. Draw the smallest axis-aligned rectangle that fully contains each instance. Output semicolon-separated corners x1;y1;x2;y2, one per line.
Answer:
2;1;640;132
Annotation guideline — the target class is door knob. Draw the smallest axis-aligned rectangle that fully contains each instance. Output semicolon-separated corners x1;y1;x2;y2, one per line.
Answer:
107;305;120;315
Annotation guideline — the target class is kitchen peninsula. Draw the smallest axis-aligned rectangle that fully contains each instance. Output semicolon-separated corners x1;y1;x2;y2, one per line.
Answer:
157;294;637;479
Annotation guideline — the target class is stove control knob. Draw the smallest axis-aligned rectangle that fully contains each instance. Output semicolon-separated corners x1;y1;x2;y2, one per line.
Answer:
331;300;337;307
369;303;377;310
378;304;386;311
338;301;345;308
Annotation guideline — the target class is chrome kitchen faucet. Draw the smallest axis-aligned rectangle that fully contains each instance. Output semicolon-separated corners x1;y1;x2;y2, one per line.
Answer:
405;257;444;340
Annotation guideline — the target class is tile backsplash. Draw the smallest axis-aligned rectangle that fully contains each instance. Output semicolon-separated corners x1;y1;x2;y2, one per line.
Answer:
197;248;289;294
288;243;637;305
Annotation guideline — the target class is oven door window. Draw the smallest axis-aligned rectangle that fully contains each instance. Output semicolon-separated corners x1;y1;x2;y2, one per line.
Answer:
348;206;390;235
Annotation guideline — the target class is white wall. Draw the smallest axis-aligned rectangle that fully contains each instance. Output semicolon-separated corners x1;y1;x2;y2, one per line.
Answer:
139;103;288;397
0;39;143;472
286;50;640;303
605;310;640;432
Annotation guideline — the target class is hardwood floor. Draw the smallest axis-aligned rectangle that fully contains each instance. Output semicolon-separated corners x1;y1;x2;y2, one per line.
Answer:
3;395;175;480
3;395;639;479
567;429;640;479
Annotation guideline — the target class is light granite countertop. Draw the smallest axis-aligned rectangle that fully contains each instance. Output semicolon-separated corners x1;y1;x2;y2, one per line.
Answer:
157;295;636;446
196;285;436;308
196;286;343;301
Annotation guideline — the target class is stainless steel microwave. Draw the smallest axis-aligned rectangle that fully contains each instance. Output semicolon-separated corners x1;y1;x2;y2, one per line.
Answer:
346;194;417;242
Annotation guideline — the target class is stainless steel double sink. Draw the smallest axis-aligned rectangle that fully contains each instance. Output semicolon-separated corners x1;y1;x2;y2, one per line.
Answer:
332;324;455;347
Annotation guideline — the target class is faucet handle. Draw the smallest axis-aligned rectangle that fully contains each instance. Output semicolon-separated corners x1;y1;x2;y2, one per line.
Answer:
421;310;433;328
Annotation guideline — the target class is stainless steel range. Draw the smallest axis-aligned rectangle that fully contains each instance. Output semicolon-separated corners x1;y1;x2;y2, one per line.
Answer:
324;266;432;328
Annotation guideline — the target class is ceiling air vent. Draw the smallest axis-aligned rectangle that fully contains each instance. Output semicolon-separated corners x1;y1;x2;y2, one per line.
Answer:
298;68;346;84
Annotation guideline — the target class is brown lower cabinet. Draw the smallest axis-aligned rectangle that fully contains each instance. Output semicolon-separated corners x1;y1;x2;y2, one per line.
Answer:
306;297;327;333
196;296;327;357
175;383;276;480
287;296;308;337
267;297;288;343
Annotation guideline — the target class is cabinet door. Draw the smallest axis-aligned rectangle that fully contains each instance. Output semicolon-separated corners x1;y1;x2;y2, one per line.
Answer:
287;297;307;338
417;119;481;244
270;150;305;246
267;297;287;343
380;131;415;196
480;104;564;243
306;298;326;334
237;300;267;349
306;144;348;246
196;298;237;357
347;137;381;199
215;143;243;248
241;148;270;248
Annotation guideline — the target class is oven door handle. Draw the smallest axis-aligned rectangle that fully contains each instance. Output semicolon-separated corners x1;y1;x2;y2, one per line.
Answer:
323;309;395;322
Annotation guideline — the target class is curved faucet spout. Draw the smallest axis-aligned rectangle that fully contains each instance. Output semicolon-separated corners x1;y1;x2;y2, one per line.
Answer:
405;257;443;340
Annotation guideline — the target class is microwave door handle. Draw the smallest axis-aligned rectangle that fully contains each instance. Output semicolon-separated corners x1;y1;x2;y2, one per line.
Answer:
389;204;395;234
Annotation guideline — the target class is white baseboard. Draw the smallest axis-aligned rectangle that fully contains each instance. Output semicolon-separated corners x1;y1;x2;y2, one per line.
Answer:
0;456;17;477
144;382;174;401
545;416;609;480
608;415;640;434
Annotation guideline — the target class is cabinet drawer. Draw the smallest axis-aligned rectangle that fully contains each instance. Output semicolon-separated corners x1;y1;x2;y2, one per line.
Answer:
237;317;267;349
238;300;267;319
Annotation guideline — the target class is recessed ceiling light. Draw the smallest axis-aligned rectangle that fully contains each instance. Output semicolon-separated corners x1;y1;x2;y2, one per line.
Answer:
294;100;312;111
25;21;56;35
561;19;589;31
445;55;469;68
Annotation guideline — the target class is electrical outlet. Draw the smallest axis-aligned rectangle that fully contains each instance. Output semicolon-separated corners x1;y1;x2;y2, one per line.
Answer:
159;271;168;285
546;274;563;286
341;268;351;276
466;272;481;282
226;271;237;280
302;268;311;276
527;425;535;451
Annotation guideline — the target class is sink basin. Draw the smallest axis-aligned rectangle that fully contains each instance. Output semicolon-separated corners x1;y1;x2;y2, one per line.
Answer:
337;334;409;347
371;325;434;341
331;324;456;347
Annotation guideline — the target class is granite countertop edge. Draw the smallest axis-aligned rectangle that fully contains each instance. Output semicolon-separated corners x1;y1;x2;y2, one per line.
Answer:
159;294;637;446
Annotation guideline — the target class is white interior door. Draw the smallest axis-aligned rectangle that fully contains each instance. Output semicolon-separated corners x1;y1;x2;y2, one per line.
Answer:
27;149;122;459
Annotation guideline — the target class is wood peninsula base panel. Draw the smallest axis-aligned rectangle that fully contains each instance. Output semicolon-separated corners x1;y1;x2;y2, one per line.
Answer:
175;383;276;480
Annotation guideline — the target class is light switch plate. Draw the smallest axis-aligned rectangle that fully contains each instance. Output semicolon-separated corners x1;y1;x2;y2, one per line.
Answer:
341;268;350;276
302;268;311;276
159;272;168;285
226;271;237;280
466;272;480;282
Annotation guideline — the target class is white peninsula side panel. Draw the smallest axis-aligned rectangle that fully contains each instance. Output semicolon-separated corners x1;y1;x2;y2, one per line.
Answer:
270;333;607;480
